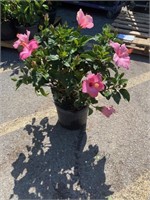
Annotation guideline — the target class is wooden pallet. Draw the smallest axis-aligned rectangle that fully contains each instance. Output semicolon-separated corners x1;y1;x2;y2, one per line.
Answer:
111;10;150;56
1;16;61;49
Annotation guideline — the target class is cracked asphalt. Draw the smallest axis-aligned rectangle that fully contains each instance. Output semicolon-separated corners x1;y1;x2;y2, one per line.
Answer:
0;4;150;200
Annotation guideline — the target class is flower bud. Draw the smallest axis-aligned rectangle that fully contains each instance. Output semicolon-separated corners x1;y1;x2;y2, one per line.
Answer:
31;61;37;67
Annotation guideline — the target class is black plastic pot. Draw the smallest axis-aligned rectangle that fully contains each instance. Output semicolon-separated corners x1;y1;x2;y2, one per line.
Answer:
1;20;17;41
16;23;39;39
55;104;89;130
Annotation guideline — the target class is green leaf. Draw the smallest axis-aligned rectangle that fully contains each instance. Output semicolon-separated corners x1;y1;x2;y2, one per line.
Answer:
119;79;128;86
11;77;17;81
42;4;48;10
95;106;102;111
91;98;98;104
112;92;121;104
46;55;59;61
16;80;23;89
93;64;98;70
64;61;70;67
42;73;49;80
34;0;40;8
102;90;111;98
80;52;95;61
119;73;125;79
88;107;93;116
119;89;130;102
24;6;29;13
39;88;49;96
74;39;78;46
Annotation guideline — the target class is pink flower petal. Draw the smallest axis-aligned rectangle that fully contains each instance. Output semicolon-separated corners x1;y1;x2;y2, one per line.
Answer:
100;106;116;117
120;44;129;57
26;30;30;39
82;73;104;98
76;9;94;29
28;39;39;50
17;31;30;44
116;56;130;70
13;30;31;49
82;80;88;93
113;53;119;64
19;47;32;60
110;40;130;69
76;9;85;22
88;87;99;97
85;15;94;28
110;41;120;53
13;40;21;49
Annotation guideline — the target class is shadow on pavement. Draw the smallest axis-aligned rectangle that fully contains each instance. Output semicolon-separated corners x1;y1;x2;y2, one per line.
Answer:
10;117;113;199
0;47;21;70
130;54;149;64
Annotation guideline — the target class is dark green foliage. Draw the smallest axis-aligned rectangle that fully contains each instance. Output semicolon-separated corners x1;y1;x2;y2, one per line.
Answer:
11;23;130;110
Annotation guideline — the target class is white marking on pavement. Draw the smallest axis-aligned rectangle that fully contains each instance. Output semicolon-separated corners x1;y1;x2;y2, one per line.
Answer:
112;171;150;200
0;108;57;136
127;71;150;89
0;68;11;73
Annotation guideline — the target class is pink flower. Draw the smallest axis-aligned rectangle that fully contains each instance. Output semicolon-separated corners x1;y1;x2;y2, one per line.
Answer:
100;106;116;117
110;41;130;70
82;73;105;97
76;9;94;29
13;30;30;49
19;39;38;60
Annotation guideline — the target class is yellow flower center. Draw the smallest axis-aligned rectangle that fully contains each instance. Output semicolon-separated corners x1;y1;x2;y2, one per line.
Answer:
94;83;99;88
20;41;28;48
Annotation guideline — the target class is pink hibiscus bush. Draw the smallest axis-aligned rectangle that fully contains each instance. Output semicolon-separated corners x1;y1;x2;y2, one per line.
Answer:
12;8;131;117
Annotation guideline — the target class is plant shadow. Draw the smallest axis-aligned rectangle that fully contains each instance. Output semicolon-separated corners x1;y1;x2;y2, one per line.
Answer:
0;48;21;70
10;117;113;199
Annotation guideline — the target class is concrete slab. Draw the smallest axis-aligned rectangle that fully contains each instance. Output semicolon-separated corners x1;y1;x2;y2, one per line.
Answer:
0;79;150;199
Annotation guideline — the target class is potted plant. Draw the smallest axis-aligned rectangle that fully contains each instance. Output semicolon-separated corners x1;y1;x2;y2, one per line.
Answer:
11;9;131;130
11;0;49;39
1;0;16;40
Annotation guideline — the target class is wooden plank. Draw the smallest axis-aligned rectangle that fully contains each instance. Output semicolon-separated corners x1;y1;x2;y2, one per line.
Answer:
128;11;149;17
123;38;150;47
111;11;149;56
126;45;149;56
1;40;14;49
111;26;149;38
122;13;148;20
112;22;149;34
121;11;149;19
119;13;149;21
117;15;149;25
132;38;150;47
114;19;148;29
134;4;149;8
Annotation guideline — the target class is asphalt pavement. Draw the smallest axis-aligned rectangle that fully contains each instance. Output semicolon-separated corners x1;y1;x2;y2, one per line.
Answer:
0;4;150;200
